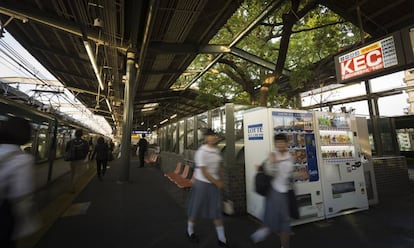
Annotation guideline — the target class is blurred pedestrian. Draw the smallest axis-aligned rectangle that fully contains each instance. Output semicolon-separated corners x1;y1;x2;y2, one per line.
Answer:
107;140;115;162
250;133;294;248
65;129;89;192
92;136;109;180
0;116;39;247
137;134;148;167
186;128;229;247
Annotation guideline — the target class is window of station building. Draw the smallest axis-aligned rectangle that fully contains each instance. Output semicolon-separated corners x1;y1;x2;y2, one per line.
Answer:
186;117;195;150
211;107;225;135
178;120;185;154
197;112;208;147
170;123;178;153
234;105;249;141
378;118;399;155
158;127;164;151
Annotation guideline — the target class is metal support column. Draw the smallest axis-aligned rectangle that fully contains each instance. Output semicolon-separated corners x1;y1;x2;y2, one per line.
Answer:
47;118;58;184
365;80;383;155
119;50;136;182
224;103;235;206
224;103;236;169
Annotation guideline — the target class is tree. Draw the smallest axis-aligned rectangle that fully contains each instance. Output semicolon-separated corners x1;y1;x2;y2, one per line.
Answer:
195;0;361;107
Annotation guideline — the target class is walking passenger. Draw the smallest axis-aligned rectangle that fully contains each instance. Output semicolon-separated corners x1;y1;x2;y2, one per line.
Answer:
250;133;294;248
92;137;109;180
65;129;89;192
186;128;229;247
0;116;39;247
137;134;148;167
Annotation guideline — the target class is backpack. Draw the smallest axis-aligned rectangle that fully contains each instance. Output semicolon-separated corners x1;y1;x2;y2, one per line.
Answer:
64;138;89;161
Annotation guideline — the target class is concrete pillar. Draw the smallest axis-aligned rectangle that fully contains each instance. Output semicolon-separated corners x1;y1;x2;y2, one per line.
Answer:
119;50;136;182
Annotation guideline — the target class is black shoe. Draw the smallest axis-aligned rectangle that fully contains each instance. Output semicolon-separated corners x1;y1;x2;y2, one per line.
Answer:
186;232;199;243
218;239;230;247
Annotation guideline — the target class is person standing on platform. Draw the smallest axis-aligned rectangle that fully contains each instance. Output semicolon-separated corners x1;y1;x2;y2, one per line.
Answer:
250;133;294;248
0;116;39;247
65;129;89;192
137;134;148;167
186;128;229;247
92;137;109;180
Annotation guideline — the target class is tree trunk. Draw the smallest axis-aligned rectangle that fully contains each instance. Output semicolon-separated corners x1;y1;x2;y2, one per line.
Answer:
259;0;316;106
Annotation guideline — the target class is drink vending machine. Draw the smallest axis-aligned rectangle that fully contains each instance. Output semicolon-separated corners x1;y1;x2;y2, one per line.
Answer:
244;108;325;225
244;108;369;224
314;112;369;217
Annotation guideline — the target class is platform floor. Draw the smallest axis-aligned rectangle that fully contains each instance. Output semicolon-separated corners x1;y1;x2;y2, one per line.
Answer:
20;158;414;248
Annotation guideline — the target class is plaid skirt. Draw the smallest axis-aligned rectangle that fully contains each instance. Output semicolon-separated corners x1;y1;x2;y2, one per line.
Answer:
187;179;223;219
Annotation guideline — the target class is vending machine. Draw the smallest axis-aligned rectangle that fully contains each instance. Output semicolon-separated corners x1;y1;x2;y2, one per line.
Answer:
244;108;325;225
314;112;369;218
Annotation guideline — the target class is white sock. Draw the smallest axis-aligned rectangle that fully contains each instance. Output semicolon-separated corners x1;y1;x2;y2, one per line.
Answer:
187;221;194;235
216;225;226;243
251;227;270;243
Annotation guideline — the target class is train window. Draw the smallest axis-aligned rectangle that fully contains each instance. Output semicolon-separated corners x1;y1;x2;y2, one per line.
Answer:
36;125;49;161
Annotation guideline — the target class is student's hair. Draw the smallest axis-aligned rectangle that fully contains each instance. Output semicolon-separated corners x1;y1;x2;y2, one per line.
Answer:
97;136;104;144
274;133;288;142
203;128;216;136
75;129;83;138
0;116;32;145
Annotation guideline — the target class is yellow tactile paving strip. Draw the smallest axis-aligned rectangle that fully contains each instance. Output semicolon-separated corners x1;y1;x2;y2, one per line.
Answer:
17;168;96;248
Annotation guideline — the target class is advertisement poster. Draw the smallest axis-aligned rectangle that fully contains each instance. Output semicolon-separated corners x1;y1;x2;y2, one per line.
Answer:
271;111;318;182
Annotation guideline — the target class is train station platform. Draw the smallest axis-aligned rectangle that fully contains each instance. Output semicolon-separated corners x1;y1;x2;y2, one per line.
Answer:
20;157;414;248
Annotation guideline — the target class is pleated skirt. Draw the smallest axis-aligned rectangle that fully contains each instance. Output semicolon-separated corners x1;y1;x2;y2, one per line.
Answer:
187;179;223;219
263;188;291;232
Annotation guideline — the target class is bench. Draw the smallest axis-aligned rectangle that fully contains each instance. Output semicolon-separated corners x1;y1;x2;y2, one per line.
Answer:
164;161;194;189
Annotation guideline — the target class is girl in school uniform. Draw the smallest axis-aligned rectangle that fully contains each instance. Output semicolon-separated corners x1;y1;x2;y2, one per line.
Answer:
186;128;229;247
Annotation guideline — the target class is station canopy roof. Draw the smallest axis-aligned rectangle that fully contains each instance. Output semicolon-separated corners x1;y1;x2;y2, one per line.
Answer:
0;0;413;132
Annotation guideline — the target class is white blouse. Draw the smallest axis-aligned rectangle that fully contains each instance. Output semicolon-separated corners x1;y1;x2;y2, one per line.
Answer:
264;150;294;193
194;144;222;183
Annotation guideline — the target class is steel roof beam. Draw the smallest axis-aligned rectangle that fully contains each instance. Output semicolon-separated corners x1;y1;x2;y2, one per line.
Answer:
0;2;127;51
230;47;290;75
303;89;403;109
32;44;89;63
185;0;285;89
148;42;231;54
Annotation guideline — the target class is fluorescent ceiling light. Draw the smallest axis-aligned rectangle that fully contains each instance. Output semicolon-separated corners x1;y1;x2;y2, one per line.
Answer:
170;114;177;119
160;118;168;125
142;108;155;112
83;40;105;91
143;103;159;108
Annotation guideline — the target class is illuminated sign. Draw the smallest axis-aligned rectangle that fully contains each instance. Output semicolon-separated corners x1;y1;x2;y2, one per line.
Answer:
132;130;151;134
338;36;398;81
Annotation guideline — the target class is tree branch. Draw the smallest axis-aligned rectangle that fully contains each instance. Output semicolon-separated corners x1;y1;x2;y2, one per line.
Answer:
292;21;346;34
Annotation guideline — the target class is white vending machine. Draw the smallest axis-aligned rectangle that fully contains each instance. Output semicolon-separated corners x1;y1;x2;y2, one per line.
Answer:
314;112;369;218
244;108;325;224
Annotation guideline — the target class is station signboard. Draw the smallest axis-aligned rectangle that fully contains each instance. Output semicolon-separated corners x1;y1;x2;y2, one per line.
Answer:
401;25;414;65
334;32;405;84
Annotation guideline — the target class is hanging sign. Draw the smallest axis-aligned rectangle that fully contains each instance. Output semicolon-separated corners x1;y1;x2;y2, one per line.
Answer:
334;32;405;83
